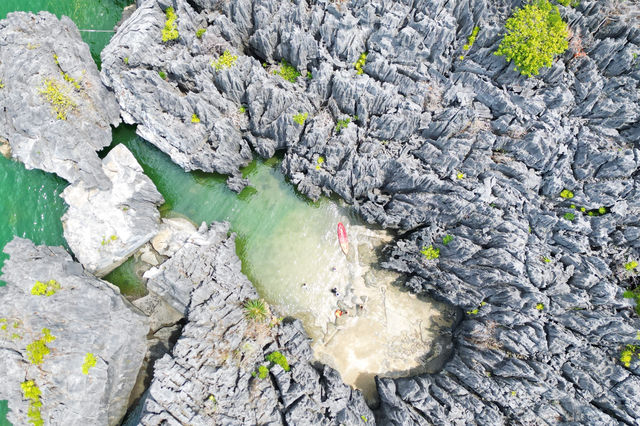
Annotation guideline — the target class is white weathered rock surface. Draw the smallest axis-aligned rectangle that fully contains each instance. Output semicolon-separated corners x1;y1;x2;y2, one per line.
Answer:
62;144;164;277
150;217;198;257
0;11;121;189
0;238;149;426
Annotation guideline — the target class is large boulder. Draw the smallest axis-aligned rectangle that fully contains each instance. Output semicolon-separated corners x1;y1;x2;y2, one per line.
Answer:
130;222;373;425
0;238;149;426
61;144;164;277
0;11;121;189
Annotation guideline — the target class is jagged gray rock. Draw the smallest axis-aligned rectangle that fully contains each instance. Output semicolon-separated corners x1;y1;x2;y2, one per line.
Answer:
0;238;148;426
0;11;121;189
130;222;373;425
61;144;164;277
103;0;640;424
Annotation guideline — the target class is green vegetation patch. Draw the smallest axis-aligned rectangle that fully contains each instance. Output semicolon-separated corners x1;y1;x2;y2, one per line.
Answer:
495;0;568;77
244;299;268;322
39;78;77;120
460;26;480;59
31;280;60;297
265;351;290;371
442;235;454;245
563;212;575;221
162;7;179;42
623;287;640;316
335;117;352;133
196;28;206;39
620;344;640;368
252;365;269;379
560;189;574;199
82;353;97;375
21;380;43;426
421;245;440;260
354;52;367;75
212;50;238;72
191;114;200;123
293;112;308;126
625;261;638;271
274;60;301;83
26;328;56;365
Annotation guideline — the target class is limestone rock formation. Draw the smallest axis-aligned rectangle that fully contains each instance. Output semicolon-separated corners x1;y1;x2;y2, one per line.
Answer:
130;222;373;425
0;11;121;189
61;144;164;277
0;238;148;426
103;0;640;424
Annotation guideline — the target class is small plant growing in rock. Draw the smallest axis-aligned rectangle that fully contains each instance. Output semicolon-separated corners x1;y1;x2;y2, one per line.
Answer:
212;50;238;71
191;114;200;123
244;299;268;322
542;256;551;263
563;212;575;221
238;106;246;114
361;415;368;422
626;261;638;271
354;52;367;75
196;28;206;39
560;189;574;199
158;70;167;80
460;26;480;60
494;0;568;77
274;60;301;83
442;235;454;245
623;287;640;316
26;328;56;365
101;235;118;246
620;344;639;368
82;352;97;375
456;171;465;180
162;7;179;42
123;57;129;65
40;78;77;120
536;303;545;311
421;245;440;260
293;112;308;126
315;156;325;170
265;351;290;371
307;71;313;79
21;380;43;426
252;365;269;379
335;117;351;133
31;279;60;297
0;79;4;89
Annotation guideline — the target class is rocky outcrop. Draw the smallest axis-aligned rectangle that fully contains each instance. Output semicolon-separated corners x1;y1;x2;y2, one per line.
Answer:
61;144;164;277
130;222;373;425
0;11;121;189
103;0;640;423
0;238;148;426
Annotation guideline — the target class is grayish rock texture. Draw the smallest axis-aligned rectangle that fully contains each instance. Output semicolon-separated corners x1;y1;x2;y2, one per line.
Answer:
0;238;148;426
130;222;373;425
103;0;640;424
0;11;121;189
61;144;164;277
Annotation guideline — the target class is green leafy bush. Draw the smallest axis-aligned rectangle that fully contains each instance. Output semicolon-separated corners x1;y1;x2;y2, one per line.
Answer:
293;112;308;126
442;235;454;245
211;50;238;72
82;353;97;375
26;328;56;365
625;261;638;271
335;117;351;133
620;344;639;368
494;0;568;77
244;299;268;322
421;245;440;260
623;287;640;316
266;351;290;371
274;60;300;83
563;212;575;221
158;70;167;80
21;380;43;426
460;26;480;60
196;28;206;39
560;189;574;199
354;52;367;75
162;7;179;42
31;279;60;296
191;114;200;123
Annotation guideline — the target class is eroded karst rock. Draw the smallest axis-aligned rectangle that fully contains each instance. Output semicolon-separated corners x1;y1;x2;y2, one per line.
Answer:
0;238;148;426
0;11;121;189
61;144;164;277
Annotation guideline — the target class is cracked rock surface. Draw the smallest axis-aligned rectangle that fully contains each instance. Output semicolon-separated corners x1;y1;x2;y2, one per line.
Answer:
103;0;640;423
0;11;121;189
0;238;148;426
61;144;164;277
128;222;373;425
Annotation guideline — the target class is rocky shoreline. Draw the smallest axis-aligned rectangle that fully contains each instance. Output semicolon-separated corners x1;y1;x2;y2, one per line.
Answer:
0;0;639;424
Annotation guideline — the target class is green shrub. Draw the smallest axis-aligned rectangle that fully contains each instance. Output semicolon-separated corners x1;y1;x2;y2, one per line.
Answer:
623;287;640;316
244;299;268;322
354;52;367;75
560;189;574;199
31;280;60;296
335;117;351;133
460;26;480;60
274;60;300;83
238;106;246;114
563;212;575;221
293;112;308;126
257;365;269;379
191;113;200;123
162;7;179;42
620;344;639;368
421;245;439;260
495;0;568;77
625;261;638;271
158;70;167;80
196;28;206;39
442;235;454;245
39;78;77;120
26;328;55;365
21;380;43;426
82;353;97;375
536;303;545;311
266;351;290;371
212;50;238;72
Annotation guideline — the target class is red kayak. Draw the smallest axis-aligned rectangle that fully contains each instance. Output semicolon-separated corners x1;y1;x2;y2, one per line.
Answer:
337;222;349;255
